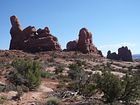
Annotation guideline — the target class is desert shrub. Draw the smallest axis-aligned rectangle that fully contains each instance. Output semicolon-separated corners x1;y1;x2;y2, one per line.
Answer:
57;74;71;82
56;75;72;89
95;71;122;103
41;71;55;79
16;85;24;100
0;96;7;104
68;62;85;80
48;51;57;62
68;81;96;97
80;83;96;97
106;62;112;68
4;83;17;92
34;56;40;60
67;62;96;97
46;97;62;105
35;97;62;105
55;65;65;74
120;74;140;104
4;83;29;93
0;85;5;92
135;64;140;69
20;85;29;92
0;61;4;67
95;71;140;104
75;59;86;66
8;59;41;90
0;59;11;69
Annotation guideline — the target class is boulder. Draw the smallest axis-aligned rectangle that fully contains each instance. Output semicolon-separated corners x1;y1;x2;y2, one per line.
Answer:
9;15;61;53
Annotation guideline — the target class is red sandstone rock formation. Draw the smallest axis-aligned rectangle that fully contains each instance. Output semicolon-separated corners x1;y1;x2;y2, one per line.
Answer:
66;28;103;56
9;16;23;50
107;50;120;60
107;46;132;61
118;46;132;61
66;40;78;51
77;28;93;53
9;15;61;53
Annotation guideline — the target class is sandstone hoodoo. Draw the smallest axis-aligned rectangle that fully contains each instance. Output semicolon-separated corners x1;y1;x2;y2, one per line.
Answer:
66;28;102;56
107;46;133;61
9;15;61;53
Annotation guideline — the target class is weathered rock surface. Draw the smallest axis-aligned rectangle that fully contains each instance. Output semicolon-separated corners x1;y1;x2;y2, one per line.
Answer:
107;51;120;60
9;16;23;50
66;40;78;51
66;28;103;56
118;46;132;61
9;15;61;53
107;46;133;61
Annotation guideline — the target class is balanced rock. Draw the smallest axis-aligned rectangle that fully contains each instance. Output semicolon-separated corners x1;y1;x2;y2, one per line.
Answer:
107;46;132;61
9;15;61;53
66;28;103;56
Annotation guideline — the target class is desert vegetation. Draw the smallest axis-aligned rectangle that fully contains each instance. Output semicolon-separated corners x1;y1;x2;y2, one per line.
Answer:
0;50;140;105
8;59;41;90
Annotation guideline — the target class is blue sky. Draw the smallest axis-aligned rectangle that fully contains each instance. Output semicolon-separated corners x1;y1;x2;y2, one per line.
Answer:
0;0;140;55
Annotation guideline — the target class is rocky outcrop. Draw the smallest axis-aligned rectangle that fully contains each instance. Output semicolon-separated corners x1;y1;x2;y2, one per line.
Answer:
9;16;23;50
66;28;103;56
107;51;120;60
66;40;78;51
107;46;133;61
118;46;132;61
9;15;61;53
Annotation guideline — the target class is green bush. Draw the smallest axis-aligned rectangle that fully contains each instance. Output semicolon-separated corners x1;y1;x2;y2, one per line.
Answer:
46;97;62;105
75;59;86;67
55;65;65;74
4;83;17;92
95;71;122;103
8;59;41;90
67;61;140;104
35;97;62;105
48;51;57;62
0;96;7;104
68;81;96;97
0;85;5;92
41;71;55;78
67;62;96;97
120;74;140;104
80;83;96;97
95;71;140;104
68;63;84;80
